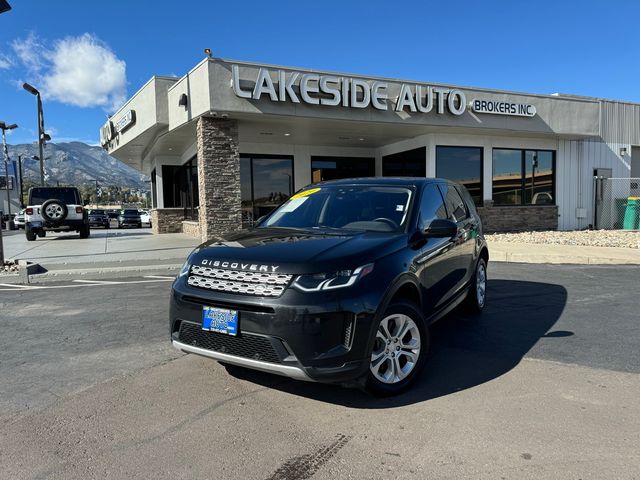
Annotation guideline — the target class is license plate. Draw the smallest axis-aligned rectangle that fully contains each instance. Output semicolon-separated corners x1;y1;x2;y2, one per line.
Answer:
202;306;238;336
30;221;42;228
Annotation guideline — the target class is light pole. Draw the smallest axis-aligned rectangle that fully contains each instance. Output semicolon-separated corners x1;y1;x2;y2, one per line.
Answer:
22;82;49;186
18;154;24;207
1;121;18;230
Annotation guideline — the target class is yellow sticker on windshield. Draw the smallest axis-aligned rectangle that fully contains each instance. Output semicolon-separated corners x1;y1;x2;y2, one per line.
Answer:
290;188;321;200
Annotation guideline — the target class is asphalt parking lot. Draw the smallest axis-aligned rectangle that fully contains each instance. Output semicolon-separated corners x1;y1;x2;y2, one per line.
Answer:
0;263;639;479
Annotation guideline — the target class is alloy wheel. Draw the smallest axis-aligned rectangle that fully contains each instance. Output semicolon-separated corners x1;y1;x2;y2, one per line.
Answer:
370;314;421;384
476;262;486;307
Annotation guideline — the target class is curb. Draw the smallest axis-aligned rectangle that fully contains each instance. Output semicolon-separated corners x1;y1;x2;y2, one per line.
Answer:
17;263;182;284
489;251;640;265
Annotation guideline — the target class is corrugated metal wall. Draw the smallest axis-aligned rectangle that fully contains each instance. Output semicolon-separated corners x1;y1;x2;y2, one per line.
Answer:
600;101;640;145
557;137;631;230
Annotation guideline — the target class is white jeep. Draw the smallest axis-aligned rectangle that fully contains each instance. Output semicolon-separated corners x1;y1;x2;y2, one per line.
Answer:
24;186;90;241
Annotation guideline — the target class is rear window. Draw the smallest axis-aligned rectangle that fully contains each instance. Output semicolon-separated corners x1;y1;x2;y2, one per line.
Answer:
29;187;80;205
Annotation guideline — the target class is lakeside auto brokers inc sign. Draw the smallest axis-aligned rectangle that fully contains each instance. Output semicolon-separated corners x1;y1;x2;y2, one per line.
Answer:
100;109;136;148
232;65;537;118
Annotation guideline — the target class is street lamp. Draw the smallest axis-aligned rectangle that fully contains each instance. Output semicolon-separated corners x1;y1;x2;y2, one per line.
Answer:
0;121;18;230
22;82;49;186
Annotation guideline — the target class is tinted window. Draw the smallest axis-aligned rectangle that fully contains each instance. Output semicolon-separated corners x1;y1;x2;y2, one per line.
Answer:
436;146;482;205
311;156;375;183
382;147;426;177
240;155;293;227
29;188;79;205
418;184;448;230
89;209;105;215
439;183;467;222
493;149;555;205
122;209;139;215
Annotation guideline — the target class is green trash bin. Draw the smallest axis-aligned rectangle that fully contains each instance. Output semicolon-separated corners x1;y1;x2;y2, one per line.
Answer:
623;197;640;230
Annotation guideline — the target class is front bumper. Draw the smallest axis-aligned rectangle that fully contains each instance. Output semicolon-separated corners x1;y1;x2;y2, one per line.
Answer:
170;275;385;383
89;218;109;227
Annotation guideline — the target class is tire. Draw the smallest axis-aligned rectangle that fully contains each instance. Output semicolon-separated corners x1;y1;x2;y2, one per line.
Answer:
37;229;46;238
79;223;90;238
464;257;487;314
118;223;122;229
105;223;110;229
365;301;430;396
41;199;68;222
25;225;36;241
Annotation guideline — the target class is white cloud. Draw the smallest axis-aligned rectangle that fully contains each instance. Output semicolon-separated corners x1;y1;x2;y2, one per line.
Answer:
0;53;13;70
11;32;45;73
11;32;127;112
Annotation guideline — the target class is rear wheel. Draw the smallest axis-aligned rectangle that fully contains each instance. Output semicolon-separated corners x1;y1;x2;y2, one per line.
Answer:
25;225;36;241
37;229;46;238
365;302;429;396
79;223;90;238
464;257;487;313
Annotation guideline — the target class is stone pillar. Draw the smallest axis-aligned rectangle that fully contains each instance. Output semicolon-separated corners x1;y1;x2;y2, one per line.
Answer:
196;116;242;241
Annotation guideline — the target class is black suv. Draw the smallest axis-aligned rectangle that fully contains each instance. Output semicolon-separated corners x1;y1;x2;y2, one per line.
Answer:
170;178;488;395
117;209;141;228
88;209;110;229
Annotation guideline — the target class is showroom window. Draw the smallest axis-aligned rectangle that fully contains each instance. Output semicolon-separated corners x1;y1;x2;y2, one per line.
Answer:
311;156;375;183
382;147;426;177
240;154;293;227
436;146;483;205
492;149;555;206
161;158;199;219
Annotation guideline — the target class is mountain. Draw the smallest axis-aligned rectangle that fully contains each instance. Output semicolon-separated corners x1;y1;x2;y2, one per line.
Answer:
5;142;149;189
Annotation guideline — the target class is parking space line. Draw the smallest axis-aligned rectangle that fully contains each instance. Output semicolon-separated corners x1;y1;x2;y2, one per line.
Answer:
73;279;122;285
0;278;174;291
143;275;176;280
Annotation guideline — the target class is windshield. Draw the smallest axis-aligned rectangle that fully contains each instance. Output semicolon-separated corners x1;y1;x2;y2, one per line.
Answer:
30;187;79;205
261;185;413;233
122;209;139;215
89;209;105;215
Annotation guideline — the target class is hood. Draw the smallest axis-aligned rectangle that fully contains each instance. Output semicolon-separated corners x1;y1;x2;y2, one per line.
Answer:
189;228;406;274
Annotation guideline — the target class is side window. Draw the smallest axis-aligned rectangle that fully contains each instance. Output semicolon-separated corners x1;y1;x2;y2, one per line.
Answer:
418;184;448;230
439;183;468;223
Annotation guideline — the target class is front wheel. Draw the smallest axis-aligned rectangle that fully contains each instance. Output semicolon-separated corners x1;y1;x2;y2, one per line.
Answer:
365;302;429;396
464;257;487;313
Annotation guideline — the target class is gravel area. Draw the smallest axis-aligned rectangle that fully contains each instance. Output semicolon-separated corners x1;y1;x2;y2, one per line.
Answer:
0;261;19;274
486;230;640;249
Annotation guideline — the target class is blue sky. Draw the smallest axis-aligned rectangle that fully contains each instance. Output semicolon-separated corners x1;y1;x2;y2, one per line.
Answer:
1;0;639;145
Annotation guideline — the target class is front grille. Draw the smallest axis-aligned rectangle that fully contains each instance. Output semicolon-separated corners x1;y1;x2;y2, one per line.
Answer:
188;265;292;297
178;321;282;364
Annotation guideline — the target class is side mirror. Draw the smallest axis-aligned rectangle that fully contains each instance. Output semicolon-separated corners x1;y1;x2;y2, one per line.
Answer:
424;218;458;238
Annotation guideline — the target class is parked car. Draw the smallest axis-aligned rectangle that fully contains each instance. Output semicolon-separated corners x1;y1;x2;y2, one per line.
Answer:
14;209;26;229
88;209;110;228
117;209;142;228
139;210;152;227
24;186;90;241
170;178;488;395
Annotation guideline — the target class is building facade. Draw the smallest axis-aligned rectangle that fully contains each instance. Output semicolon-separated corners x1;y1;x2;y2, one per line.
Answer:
101;57;640;240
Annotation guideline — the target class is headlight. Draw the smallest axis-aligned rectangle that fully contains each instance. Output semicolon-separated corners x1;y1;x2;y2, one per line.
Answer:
291;263;374;292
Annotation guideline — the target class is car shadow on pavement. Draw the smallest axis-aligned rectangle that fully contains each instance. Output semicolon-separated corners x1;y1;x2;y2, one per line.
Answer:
224;279;568;408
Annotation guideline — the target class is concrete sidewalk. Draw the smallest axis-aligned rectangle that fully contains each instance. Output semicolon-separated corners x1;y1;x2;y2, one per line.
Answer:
488;240;640;264
0;228;200;282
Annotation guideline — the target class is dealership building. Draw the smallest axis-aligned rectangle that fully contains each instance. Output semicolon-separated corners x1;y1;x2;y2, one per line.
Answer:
101;57;640;240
